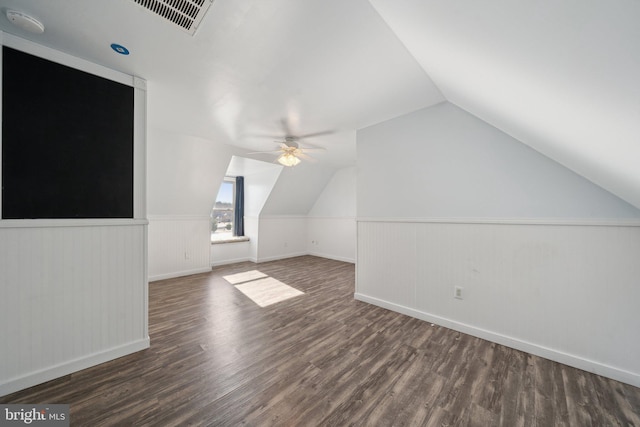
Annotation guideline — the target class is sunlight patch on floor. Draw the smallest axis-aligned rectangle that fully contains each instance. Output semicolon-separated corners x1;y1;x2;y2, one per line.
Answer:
223;270;268;284
225;272;304;307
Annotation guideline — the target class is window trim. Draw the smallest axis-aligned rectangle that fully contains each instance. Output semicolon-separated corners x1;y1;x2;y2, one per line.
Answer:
211;236;250;245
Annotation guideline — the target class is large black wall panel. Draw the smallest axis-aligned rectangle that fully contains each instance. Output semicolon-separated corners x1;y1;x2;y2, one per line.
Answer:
2;46;134;219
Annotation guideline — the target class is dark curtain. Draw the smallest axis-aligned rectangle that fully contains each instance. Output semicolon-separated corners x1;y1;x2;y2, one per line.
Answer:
234;176;244;236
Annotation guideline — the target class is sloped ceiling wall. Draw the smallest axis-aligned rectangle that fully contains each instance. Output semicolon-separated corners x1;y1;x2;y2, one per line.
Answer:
358;102;640;219
224;156;282;217
309;166;356;218
147;128;242;215
260;163;335;216
369;0;640;209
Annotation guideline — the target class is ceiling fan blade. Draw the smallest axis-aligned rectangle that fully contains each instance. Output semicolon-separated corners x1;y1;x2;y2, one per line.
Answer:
298;130;335;139
245;133;284;139
298;142;326;150
246;150;282;154
297;152;317;162
299;147;325;152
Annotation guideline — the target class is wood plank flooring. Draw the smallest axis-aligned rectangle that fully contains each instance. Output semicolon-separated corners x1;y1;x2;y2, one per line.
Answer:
2;256;639;426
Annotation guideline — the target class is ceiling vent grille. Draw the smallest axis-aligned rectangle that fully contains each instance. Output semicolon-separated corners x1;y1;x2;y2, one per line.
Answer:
132;0;214;35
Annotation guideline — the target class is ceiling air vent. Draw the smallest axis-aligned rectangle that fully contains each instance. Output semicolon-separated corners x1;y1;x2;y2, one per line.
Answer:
132;0;214;35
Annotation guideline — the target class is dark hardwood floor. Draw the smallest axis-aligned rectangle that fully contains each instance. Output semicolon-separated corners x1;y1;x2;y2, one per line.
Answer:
2;256;639;426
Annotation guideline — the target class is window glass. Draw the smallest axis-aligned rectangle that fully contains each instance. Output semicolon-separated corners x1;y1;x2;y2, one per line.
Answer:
211;179;234;241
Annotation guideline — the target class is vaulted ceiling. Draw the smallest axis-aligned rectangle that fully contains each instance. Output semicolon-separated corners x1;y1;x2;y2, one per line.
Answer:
368;0;640;209
0;0;638;207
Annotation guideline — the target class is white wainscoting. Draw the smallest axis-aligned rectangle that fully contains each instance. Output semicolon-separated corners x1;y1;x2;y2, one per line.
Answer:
257;216;308;262
245;216;259;263
209;216;258;267
0;221;149;396
148;216;212;281
356;219;640;387
210;240;251;266
211;216;356;267
307;217;356;263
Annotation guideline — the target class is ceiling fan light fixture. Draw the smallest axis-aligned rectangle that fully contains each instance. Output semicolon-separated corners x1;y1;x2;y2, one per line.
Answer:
277;153;301;167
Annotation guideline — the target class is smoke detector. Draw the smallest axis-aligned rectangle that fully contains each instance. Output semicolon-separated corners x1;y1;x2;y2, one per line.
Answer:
5;10;44;34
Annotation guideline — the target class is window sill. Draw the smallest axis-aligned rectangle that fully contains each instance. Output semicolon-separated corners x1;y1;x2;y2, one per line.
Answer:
211;236;250;245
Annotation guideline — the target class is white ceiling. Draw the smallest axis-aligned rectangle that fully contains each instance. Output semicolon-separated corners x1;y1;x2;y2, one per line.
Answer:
368;0;640;208
0;0;638;206
0;0;442;168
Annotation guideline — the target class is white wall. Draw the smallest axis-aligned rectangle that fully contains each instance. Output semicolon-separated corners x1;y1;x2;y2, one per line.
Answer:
356;219;640;386
261;163;334;215
228;164;358;264
255;164;358;263
308;166;357;262
210;240;252;266
148;145;342;275
147;130;241;280
147;130;238;216
149;148;349;273
253;162;335;262
210;156;283;267
257;217;308;262
308;166;356;217
233;158;283;217
356;102;640;387
358;103;640;219
0;36;148;395
148;216;211;280
245;216;259;262
0;222;149;396
307;218;356;263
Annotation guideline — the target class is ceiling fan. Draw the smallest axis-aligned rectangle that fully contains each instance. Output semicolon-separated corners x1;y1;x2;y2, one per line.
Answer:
247;119;333;167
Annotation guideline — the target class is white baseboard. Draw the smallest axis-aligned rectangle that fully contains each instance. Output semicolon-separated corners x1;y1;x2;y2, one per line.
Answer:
354;293;640;388
211;257;251;267
0;338;150;397
257;252;309;263
308;251;355;264
149;267;212;282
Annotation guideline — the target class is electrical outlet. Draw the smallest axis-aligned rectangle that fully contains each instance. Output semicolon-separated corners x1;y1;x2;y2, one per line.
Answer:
284;241;288;248
454;286;464;300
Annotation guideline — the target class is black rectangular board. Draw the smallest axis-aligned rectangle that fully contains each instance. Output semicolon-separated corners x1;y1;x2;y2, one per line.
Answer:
2;46;134;219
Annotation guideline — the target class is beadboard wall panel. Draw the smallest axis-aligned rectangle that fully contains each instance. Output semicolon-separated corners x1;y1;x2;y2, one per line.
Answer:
0;223;148;396
210;241;251;266
210;216;356;267
356;219;640;387
245;216;259;263
148;216;211;281
307;217;356;263
357;222;416;306
257;216;308;262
